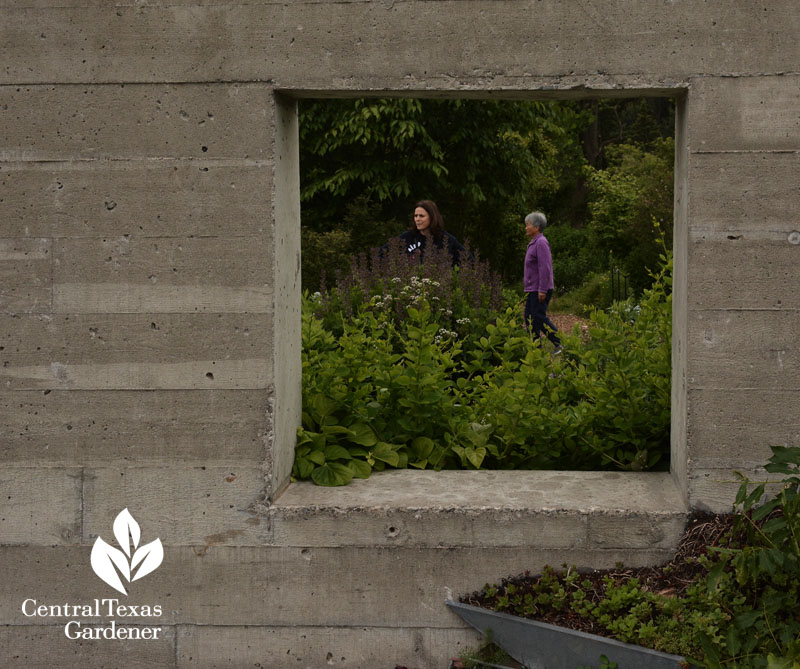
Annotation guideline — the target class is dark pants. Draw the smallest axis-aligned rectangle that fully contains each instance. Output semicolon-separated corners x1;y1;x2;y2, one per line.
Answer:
524;290;561;346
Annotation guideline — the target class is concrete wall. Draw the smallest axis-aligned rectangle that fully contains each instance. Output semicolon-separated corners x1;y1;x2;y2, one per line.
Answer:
2;1;799;666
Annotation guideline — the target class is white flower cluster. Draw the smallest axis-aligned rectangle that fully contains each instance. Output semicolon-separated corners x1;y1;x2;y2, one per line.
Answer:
370;294;394;310
406;276;440;288
434;328;458;344
394;276;445;308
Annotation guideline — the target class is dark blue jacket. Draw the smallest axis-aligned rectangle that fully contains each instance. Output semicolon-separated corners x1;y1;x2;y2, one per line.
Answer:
390;230;470;266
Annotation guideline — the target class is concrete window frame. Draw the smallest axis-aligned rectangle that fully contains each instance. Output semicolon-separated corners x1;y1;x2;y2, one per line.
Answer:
270;88;690;521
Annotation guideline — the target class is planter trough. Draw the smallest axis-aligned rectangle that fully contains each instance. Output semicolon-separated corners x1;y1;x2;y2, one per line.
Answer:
446;600;690;669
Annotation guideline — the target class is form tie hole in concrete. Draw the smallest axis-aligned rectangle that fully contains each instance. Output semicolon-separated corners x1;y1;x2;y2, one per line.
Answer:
788;231;800;245
386;525;400;538
205;372;214;380
301;548;312;561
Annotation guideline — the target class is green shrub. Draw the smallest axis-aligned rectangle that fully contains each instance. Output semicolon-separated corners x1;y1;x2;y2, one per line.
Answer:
295;302;460;486
301;196;401;292
693;446;800;666
585;139;674;295
550;271;614;315
467;446;800;667
300;227;352;294
293;249;673;485
547;225;605;295
313;238;504;342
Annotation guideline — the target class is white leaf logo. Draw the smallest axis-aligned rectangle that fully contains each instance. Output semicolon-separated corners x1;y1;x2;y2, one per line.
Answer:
113;508;140;557
91;508;163;595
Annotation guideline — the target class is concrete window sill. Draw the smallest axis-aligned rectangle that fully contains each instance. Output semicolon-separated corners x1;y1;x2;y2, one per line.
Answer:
269;470;688;550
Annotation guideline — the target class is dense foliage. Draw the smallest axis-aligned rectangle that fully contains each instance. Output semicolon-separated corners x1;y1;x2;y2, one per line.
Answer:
312;239;502;340
300;97;583;282
294;245;672;486
300;96;675;296
463;446;800;667
585;139;674;295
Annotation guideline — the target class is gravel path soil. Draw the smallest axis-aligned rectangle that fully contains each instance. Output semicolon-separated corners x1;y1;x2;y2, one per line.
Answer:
549;312;590;336
460;512;735;637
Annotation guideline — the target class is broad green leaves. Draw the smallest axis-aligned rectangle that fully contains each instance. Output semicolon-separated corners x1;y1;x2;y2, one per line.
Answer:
294;252;673;485
585;138;675;295
694;445;800;666
474;447;800;666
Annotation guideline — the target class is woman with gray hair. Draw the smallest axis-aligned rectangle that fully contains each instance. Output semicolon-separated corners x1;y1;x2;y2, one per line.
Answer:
523;212;562;352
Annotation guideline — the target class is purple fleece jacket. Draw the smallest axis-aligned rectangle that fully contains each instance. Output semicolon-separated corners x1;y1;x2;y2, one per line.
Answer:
523;234;554;293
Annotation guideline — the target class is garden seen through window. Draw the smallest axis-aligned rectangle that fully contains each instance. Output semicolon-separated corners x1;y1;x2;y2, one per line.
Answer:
295;96;676;487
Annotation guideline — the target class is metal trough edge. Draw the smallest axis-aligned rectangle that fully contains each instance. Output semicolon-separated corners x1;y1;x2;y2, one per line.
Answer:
446;600;690;669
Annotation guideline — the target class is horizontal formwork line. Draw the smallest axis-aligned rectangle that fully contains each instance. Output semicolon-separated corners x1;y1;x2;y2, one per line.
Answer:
689;387;800;392
6;0;375;7
0;464;264;469
0;312;275;316
6;72;800;93
691;149;800;155
687;307;800;312
0;235;277;241
4;70;800;91
0;388;269;392
1;79;278;87
5;80;689;95
0;237;276;241
0;158;272;168
0;543;679;551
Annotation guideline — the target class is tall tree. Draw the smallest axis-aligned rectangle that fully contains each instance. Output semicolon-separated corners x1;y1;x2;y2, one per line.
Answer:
298;96;675;290
299;97;586;277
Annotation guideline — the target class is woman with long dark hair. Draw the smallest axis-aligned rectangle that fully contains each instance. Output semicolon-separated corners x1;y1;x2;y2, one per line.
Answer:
392;199;468;266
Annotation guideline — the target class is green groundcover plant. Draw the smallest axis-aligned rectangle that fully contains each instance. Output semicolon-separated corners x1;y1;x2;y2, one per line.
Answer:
461;446;800;668
293;244;672;487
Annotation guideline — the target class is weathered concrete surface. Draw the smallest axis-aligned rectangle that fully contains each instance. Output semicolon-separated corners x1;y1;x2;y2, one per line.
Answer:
2;624;478;669
683;73;800;510
81;467;270;546
688;76;800;153
176;625;481;669
0;390;270;465
0;545;678;628
686;310;800;391
269;94;302;501
688;236;800;311
271;471;687;549
1;625;177;669
0;162;272;239
0;238;51;313
688;152;800;230
2;2;798;85
53;236;272;314
0;468;82;545
0;84;272;161
687;389;798;470
670;94;690;504
0;313;272;390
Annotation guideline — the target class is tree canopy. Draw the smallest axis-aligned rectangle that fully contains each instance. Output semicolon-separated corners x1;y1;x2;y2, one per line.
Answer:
299;95;675;297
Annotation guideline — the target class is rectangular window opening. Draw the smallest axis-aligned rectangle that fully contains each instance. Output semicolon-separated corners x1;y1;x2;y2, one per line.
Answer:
282;90;686;497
